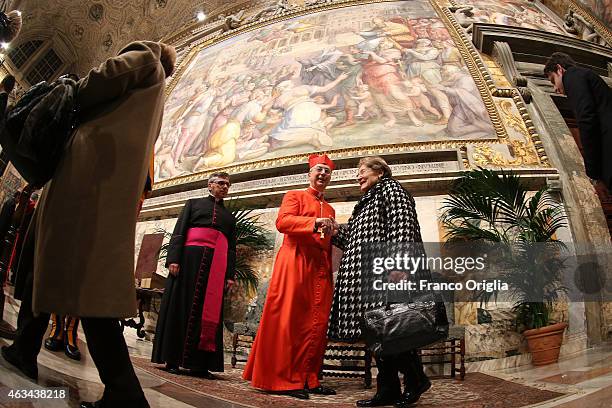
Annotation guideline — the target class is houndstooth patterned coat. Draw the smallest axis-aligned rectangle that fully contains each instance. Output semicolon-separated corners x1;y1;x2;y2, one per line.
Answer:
328;176;429;342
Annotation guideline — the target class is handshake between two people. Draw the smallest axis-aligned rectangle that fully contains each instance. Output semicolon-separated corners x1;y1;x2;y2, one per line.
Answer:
314;217;339;237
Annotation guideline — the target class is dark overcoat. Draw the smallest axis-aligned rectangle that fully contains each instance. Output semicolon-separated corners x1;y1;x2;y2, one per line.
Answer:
563;66;612;188
32;41;167;317
328;176;429;342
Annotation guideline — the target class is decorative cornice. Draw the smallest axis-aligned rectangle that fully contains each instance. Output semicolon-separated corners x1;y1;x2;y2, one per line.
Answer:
471;23;612;76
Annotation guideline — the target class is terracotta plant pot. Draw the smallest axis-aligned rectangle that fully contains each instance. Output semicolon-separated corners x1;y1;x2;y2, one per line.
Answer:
523;322;568;366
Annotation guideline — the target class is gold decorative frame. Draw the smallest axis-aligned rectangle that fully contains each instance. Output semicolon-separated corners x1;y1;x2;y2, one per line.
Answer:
154;0;551;190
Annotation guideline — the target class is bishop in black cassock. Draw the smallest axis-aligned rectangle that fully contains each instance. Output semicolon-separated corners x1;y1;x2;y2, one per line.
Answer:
152;173;236;377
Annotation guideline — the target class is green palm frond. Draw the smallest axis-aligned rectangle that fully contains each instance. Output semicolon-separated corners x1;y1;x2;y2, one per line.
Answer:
231;207;274;295
441;168;568;330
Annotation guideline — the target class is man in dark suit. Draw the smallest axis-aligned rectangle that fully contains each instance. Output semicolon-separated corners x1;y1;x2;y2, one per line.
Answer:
544;52;612;200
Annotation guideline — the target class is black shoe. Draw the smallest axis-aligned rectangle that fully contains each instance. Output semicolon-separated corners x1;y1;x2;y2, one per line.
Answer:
308;385;336;395
278;389;309;399
44;337;64;352
80;402;102;408
395;378;431;407
65;344;81;361
356;394;400;407
1;345;38;381
163;364;180;375
80;399;149;408
190;369;215;379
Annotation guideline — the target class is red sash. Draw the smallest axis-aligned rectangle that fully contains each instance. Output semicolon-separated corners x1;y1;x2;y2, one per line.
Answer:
185;227;228;352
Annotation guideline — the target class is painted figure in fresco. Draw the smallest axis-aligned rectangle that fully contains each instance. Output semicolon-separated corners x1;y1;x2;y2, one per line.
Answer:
312;94;340;130
268;70;349;149
298;48;344;109
351;84;376;119
299;48;343;87
404;38;451;123
187;77;232;157
234;87;276;161
435;65;492;138
173;84;216;163
194;87;275;169
438;39;462;67
402;77;443;121
361;38;424;128
429;20;451;41
334;52;364;127
370;17;415;48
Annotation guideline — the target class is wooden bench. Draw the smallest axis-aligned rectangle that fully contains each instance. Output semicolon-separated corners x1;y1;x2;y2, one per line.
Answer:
231;325;466;387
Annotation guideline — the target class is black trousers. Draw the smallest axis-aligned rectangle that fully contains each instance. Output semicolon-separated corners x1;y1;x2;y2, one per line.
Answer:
10;228;147;405
375;350;428;399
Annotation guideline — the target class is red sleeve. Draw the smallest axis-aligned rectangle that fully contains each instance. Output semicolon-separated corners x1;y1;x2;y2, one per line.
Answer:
276;191;317;235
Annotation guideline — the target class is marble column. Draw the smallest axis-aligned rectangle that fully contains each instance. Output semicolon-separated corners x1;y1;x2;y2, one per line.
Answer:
526;85;612;344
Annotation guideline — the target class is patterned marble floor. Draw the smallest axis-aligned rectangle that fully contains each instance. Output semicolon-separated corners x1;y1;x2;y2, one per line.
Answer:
0;294;611;407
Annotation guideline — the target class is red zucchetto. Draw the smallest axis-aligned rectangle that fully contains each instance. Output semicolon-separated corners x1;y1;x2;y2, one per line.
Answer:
308;153;335;171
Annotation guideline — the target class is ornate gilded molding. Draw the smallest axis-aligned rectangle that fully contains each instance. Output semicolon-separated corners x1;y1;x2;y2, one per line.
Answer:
154;138;499;189
491;41;532;103
511;94;549;166
154;0;550;191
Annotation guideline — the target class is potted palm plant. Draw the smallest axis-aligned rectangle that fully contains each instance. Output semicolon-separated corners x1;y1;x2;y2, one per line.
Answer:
441;168;568;366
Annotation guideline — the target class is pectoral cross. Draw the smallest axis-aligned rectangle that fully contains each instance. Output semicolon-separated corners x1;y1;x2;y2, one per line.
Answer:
318;201;325;239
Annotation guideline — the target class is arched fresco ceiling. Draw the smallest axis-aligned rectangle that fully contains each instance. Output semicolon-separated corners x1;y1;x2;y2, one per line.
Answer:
5;0;610;77
6;0;255;75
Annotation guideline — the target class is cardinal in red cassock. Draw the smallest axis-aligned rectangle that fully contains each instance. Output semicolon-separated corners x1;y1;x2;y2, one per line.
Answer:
243;154;338;399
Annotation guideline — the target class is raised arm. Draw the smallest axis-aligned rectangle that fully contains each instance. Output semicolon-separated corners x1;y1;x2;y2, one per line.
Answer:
276;191;317;235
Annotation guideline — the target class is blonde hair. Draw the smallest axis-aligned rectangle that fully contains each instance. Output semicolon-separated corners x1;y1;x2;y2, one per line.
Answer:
358;156;392;177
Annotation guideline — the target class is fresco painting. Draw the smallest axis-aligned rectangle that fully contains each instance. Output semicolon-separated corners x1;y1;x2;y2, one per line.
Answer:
460;0;567;34
155;1;495;181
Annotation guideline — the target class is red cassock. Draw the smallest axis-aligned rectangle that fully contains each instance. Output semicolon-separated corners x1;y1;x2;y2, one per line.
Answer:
243;188;335;391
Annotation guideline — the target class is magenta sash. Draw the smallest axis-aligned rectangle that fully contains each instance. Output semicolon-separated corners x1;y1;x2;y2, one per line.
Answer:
185;227;228;352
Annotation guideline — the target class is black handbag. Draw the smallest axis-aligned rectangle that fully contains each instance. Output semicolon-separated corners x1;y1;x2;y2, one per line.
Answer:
0;75;78;187
362;293;449;358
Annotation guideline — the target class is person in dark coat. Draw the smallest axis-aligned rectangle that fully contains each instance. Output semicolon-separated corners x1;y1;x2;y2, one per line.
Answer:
0;191;18;251
8;191;37;286
2;41;177;408
328;156;432;408
544;52;612;200
152;172;236;378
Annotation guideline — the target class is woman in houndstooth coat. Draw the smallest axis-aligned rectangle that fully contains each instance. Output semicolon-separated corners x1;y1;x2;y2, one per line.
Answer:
328;156;431;408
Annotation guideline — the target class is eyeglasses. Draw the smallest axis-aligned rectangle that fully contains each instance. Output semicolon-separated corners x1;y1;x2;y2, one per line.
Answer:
211;180;231;187
311;166;332;175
